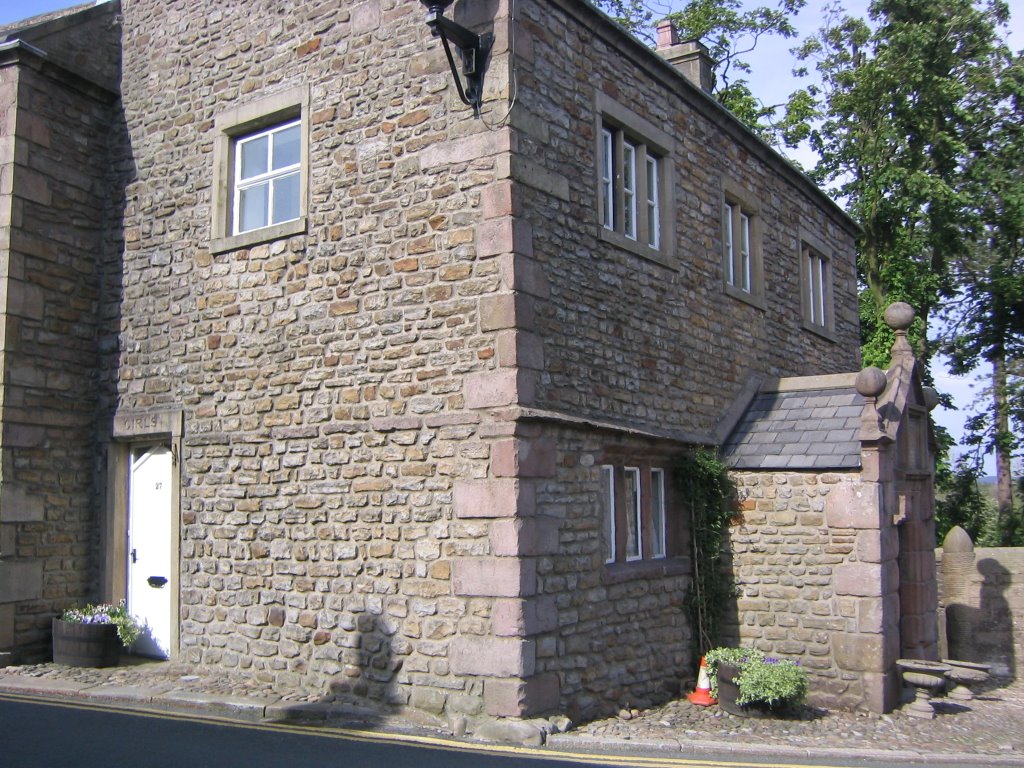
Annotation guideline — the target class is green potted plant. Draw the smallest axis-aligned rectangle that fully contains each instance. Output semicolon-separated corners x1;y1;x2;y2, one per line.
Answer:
705;647;808;716
53;601;142;668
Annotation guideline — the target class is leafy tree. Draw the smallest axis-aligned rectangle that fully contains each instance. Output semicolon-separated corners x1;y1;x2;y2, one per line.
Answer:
792;0;1013;369
940;51;1024;540
935;456;1000;546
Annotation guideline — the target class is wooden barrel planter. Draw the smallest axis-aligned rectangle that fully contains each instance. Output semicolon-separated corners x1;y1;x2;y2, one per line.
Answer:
52;619;121;668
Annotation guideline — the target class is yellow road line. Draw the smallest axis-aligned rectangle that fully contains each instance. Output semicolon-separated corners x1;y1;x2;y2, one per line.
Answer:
0;690;834;768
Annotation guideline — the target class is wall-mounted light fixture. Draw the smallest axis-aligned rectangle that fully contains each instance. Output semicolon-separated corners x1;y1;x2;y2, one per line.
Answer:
419;0;493;118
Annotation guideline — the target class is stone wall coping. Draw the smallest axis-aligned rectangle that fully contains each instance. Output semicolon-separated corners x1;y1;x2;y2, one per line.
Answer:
762;373;859;393
0;38;117;102
0;1;109;42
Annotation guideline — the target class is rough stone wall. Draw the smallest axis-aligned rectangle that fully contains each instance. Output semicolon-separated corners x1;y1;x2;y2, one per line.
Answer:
529;425;691;721
508;0;860;438
0;47;116;660
724;471;896;711
105;0;516;716
940;545;1024;679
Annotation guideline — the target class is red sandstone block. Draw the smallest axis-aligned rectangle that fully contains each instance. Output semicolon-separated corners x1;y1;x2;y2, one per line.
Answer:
824;484;886;529
419;129;512;169
465;369;538;409
476;217;533;259
479;293;518;331
351;2;381;34
481;180;519;219
835;562;886;597
855;527;899;564
857;592;900;634
484;673;560;717
454;478;533;518
452;557;537;597
497;253;549;297
491;437;556;478
450;636;536;677
496;330;545;370
490;517;560;557
492;596;558;636
832;631;893;672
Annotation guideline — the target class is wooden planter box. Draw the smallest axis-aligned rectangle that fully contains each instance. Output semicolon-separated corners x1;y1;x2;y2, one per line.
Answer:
52;619;121;668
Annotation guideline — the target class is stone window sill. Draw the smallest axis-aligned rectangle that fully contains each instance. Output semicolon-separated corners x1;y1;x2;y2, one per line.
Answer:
602;555;690;585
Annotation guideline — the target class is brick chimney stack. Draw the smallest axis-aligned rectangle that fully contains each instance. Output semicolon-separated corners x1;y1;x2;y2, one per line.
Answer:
655;20;715;95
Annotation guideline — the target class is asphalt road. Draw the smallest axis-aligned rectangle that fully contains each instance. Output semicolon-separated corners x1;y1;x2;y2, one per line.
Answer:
0;693;1015;768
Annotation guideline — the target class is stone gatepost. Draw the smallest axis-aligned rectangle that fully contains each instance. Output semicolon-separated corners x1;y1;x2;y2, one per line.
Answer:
827;365;901;713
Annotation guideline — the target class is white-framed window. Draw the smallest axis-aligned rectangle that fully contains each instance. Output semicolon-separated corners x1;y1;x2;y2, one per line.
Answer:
233;120;302;235
601;464;669;564
210;86;309;254
600;124;660;249
722;191;761;303
595;94;674;265
600;129;614;231
801;241;833;333
645;155;660;250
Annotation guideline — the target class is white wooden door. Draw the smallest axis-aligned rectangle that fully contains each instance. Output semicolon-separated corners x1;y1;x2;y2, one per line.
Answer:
128;445;173;658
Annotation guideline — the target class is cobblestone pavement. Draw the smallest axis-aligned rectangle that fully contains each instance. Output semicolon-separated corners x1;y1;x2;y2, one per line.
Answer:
2;660;1024;763
553;680;1024;760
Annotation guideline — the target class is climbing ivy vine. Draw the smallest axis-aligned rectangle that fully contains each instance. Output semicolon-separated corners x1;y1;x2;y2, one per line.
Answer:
674;447;736;656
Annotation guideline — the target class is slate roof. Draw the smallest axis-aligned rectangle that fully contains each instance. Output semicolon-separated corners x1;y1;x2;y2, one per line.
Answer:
722;386;864;470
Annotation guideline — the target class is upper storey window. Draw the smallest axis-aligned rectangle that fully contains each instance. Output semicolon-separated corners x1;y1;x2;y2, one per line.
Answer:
595;94;675;266
210;87;309;254
234;120;301;235
799;230;836;340
601;128;662;250
721;181;764;308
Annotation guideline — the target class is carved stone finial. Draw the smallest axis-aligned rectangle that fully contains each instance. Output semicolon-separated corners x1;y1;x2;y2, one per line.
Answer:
855;366;888;398
883;302;915;331
922;386;939;411
943;525;974;554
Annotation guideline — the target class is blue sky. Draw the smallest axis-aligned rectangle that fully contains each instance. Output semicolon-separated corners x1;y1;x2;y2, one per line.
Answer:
3;0;1019;473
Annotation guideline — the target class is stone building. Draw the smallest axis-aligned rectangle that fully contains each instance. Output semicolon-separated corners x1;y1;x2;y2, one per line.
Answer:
722;303;940;713
0;0;935;725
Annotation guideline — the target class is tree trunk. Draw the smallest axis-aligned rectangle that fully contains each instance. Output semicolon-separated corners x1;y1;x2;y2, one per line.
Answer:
993;355;1015;544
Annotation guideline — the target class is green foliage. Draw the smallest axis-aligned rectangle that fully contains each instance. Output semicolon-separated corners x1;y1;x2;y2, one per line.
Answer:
592;0;654;36
792;0;1014;371
61;601;142;649
705;646;808;707
591;0;808;144
935;457;1001;546
674;448;735;655
664;0;807;142
938;49;1024;521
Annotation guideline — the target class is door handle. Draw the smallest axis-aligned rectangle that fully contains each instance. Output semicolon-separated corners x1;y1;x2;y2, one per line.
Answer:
147;576;168;588
131;549;137;564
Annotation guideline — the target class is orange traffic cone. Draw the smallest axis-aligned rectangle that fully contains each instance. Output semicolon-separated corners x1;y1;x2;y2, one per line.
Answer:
686;656;717;706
